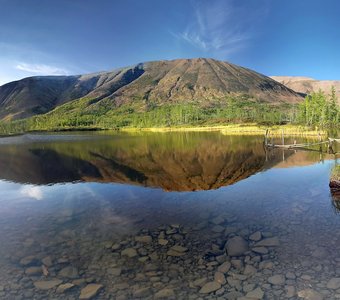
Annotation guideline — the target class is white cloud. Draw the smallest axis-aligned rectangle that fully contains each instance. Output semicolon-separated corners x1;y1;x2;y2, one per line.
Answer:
15;63;69;75
174;0;267;57
20;185;44;200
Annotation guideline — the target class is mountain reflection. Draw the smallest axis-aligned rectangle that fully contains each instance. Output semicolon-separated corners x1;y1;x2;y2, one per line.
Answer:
0;132;331;191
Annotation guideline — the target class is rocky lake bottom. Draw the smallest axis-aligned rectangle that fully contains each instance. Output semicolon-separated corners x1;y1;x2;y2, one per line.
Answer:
0;132;339;300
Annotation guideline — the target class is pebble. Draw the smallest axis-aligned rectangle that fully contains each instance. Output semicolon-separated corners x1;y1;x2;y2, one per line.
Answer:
25;266;42;276
214;272;226;284
327;278;340;289
56;283;75;293
154;288;175;298
192;277;208;287
19;255;36;266
167;245;188;256
285;285;296;298
252;247;268;254
285;272;296;279
59;266;79;279
199;281;221;294
268;274;285;285
217;261;231;273
135;235;152;244
249;231;262;241
121;248;138;258
41;256;53;267
107;267;122;276
34;279;62;290
297;289;324;300
244;265;257;276
158;239;168;246
255;237;280;247
79;284;103;299
246;287;264;299
133;287;151;298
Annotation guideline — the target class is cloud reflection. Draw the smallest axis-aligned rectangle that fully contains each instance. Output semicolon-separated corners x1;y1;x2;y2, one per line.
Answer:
20;185;43;200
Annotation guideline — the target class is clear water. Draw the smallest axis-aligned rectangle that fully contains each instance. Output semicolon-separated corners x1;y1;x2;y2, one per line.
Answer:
0;131;339;299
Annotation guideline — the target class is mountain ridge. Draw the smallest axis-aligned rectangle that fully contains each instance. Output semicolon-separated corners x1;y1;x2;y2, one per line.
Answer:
271;76;340;102
0;58;303;121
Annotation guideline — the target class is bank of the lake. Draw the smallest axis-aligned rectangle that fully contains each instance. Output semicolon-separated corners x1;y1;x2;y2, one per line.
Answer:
120;124;328;136
0;124;328;138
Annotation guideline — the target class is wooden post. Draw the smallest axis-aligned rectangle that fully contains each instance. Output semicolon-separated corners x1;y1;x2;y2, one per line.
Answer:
264;129;268;146
328;138;335;154
281;129;284;146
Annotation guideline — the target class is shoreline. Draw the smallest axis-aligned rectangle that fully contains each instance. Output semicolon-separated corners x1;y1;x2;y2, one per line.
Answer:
0;124;329;137
120;124;327;136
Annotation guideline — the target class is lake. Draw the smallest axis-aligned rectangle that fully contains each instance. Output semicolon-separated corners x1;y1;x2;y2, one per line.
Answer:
0;131;339;299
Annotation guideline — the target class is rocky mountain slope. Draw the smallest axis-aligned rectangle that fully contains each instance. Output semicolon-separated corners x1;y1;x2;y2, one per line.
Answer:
0;58;303;121
271;76;340;101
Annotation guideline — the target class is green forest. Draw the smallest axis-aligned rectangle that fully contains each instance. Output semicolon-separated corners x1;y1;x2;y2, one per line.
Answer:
0;88;339;135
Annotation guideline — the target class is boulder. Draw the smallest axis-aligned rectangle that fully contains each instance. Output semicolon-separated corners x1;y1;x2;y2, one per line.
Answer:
225;236;249;256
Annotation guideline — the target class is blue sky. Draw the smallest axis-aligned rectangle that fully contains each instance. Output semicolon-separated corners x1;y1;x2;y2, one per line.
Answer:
0;0;340;85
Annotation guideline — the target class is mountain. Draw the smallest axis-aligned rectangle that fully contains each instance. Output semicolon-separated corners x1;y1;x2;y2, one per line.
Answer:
271;76;340;102
0;58;303;121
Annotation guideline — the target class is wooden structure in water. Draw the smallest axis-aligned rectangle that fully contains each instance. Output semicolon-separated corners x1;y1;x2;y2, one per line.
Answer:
264;129;340;154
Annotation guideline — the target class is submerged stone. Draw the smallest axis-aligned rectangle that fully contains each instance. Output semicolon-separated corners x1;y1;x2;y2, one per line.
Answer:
249;231;262;241
56;283;75;293
255;237;280;247
59;266;79;279
25;266;42;276
268;274;285;285
252;247;268;254
217;261;231;273
121;248;138;258
135;235;152;244
297;289;323;300
214;271;226;284
225;236;249;256
246;287;264;299
199;281;221;294
327;277;340;289
34;279;62;290
154;288;175;298
79;284;103;299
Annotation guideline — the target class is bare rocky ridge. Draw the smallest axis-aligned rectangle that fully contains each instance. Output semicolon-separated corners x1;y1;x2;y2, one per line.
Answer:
271;76;340;102
0;58;303;121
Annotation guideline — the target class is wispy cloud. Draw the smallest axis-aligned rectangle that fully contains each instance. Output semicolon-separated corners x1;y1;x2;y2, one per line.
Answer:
174;0;267;57
15;63;69;75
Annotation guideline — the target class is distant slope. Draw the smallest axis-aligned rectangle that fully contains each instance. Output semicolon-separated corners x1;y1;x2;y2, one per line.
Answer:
271;76;340;102
0;58;303;121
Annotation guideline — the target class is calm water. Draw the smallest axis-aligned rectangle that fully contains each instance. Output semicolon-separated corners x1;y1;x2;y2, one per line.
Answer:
0;131;339;300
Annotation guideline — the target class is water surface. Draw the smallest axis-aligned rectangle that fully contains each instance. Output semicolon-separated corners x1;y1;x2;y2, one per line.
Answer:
0;131;339;299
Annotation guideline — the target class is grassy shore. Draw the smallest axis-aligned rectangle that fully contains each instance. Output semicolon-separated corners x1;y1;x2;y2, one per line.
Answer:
0;123;329;137
120;124;327;136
